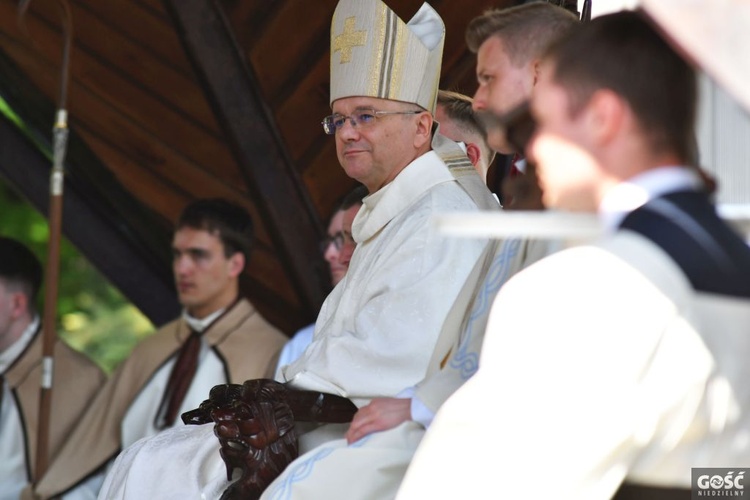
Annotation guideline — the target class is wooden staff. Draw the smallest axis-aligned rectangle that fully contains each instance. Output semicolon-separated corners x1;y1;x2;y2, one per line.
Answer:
18;0;73;482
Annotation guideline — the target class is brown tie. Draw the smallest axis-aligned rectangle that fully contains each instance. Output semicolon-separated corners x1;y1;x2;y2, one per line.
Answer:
155;329;202;429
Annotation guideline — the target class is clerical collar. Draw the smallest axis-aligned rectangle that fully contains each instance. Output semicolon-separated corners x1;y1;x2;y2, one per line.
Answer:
599;166;703;233
182;307;225;334
353;150;454;242
514;157;527;174
0;315;40;374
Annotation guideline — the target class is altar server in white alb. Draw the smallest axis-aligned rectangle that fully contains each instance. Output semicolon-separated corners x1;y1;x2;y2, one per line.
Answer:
399;10;750;500
95;0;495;497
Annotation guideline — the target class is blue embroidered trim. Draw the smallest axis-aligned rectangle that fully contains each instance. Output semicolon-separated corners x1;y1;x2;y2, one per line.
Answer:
449;239;521;379
265;434;373;499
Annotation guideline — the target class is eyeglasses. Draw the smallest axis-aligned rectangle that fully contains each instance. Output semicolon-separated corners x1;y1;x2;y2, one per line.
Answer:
321;108;423;135
320;230;356;253
342;230;354;246
320;232;344;253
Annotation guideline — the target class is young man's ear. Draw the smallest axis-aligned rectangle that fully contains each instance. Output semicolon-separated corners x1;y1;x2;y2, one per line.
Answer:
228;253;245;278
10;291;29;320
465;142;481;167
587;89;626;145
531;59;541;86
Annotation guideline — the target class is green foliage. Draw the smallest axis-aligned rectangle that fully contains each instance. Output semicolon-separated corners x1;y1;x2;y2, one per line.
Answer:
0;181;154;373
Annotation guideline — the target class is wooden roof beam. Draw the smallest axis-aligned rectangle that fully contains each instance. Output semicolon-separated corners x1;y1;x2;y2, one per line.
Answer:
0;47;181;326
0;116;181;326
162;0;330;316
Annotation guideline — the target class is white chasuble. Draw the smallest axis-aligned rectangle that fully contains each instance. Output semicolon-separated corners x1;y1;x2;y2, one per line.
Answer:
399;231;750;499
281;151;487;407
97;150;489;500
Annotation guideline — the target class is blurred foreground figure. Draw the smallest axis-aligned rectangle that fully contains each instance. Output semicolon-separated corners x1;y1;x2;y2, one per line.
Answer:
0;237;105;499
399;11;750;500
468;2;578;209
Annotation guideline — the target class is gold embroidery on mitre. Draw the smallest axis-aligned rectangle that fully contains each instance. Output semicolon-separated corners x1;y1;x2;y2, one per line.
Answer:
330;0;445;111
333;16;367;64
369;2;389;97
387;21;407;101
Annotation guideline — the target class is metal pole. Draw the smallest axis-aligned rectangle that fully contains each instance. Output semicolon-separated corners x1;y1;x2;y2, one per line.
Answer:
17;0;73;482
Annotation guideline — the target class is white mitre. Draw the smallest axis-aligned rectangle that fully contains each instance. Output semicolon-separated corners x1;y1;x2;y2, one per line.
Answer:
329;0;445;113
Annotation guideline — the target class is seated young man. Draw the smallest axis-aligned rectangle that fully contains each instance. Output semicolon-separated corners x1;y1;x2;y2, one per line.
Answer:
31;199;287;499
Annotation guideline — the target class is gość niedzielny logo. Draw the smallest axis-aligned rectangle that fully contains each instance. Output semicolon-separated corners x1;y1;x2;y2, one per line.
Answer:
696;470;745;497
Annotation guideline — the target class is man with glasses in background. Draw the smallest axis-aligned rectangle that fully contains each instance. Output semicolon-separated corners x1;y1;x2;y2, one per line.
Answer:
274;185;366;372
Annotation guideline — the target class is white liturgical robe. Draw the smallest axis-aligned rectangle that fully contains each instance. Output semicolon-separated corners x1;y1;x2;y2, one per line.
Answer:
96;149;490;500
398;169;750;499
280;150;488;406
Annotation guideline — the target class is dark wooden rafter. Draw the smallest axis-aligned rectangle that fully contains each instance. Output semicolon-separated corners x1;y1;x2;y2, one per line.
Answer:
221;0;286;50
242;2;285;46
269;28;329;109
28;1;220;138
441;49;479;93
240;1;337;110
132;0;171;23
0;44;173;257
0;85;179;325
162;0;330;317
0;0;508;334
72;0;194;80
0;9;242;185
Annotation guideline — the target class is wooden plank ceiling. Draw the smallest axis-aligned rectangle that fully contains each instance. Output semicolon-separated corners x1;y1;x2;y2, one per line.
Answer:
0;0;511;334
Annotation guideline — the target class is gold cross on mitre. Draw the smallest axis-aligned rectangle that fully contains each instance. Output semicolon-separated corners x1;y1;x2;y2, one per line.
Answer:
333;16;367;64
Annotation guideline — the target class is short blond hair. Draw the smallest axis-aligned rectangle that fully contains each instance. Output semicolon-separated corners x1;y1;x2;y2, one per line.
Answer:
436;90;495;166
466;2;578;67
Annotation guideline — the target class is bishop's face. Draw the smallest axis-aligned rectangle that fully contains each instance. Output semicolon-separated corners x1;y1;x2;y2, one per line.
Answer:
332;96;426;193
